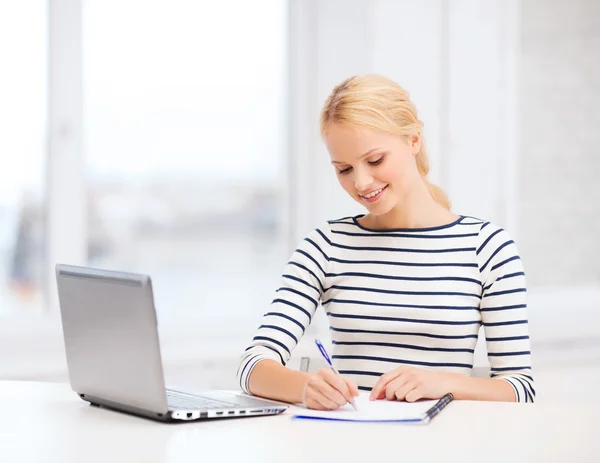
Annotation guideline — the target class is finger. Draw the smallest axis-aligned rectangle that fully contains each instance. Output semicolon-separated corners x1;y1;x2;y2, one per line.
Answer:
318;369;354;404
405;387;425;403
343;377;360;397
370;368;406;400
304;395;326;410
309;389;342;410
313;378;348;406
304;379;339;410
384;375;410;401
394;381;418;402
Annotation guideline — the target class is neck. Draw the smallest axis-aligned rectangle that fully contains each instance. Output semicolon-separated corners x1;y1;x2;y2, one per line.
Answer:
367;178;457;229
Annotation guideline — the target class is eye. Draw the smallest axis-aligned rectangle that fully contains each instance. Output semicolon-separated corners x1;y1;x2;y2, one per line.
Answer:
338;166;352;175
368;157;384;166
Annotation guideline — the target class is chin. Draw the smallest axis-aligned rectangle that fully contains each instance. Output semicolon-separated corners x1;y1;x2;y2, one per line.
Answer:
365;201;395;217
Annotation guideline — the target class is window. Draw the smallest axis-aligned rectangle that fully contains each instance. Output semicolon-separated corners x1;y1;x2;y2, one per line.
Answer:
0;2;47;317
83;0;288;322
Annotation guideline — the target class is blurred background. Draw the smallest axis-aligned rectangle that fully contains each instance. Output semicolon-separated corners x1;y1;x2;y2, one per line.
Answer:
0;0;598;400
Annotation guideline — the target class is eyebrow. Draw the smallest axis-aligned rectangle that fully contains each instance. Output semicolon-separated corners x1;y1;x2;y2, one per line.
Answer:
331;148;382;165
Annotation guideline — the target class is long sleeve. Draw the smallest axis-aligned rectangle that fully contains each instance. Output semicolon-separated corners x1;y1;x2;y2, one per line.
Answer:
236;225;330;394
476;222;535;403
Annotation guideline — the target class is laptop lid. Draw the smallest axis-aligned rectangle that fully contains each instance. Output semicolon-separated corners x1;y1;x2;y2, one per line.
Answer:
56;264;169;414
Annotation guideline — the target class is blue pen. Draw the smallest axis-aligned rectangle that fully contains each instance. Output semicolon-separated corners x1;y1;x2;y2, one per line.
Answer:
314;339;358;410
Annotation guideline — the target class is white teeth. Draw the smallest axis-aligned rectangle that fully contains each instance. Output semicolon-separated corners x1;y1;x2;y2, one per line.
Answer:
363;188;383;199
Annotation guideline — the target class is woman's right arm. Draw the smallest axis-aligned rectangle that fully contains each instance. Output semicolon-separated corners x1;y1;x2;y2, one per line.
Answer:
246;359;310;403
236;226;357;408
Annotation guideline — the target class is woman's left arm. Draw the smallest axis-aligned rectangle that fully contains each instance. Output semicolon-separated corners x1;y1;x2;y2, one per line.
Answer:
474;222;535;403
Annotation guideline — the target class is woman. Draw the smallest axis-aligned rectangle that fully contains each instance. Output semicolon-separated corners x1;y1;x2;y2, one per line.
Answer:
237;74;534;409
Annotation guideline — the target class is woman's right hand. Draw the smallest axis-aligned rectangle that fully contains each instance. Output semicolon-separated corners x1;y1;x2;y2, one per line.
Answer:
301;368;359;410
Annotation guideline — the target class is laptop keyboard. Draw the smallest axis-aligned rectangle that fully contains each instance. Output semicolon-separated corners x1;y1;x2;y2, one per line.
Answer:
166;390;237;410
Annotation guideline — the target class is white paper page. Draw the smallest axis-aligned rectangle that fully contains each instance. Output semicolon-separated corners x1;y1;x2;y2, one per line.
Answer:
293;392;437;422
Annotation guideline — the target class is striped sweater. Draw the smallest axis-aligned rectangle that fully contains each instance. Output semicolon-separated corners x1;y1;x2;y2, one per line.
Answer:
237;215;535;403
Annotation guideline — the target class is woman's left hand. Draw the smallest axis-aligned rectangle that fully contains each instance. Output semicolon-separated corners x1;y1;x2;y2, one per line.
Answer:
369;366;456;402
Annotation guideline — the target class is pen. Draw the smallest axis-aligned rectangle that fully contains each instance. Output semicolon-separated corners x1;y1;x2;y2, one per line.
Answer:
314;339;358;411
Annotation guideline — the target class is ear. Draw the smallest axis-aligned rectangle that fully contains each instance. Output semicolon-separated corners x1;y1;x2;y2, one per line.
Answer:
409;133;421;155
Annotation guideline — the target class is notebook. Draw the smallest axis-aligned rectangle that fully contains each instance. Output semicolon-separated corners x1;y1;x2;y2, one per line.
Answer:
292;392;453;424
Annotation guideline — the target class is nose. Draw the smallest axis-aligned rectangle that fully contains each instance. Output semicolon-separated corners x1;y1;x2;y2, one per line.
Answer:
353;168;374;193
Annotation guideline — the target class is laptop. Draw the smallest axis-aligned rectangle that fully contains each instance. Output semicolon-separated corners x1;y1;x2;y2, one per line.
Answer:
55;264;288;422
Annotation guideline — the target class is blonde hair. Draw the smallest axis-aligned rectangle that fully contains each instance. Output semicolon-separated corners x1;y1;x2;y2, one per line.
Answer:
320;74;450;210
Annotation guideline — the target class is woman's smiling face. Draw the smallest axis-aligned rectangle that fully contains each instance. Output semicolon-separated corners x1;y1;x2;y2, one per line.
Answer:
324;123;422;215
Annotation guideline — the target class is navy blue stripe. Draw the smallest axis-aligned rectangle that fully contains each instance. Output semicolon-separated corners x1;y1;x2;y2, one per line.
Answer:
497;271;525;282
483;288;526;298
329;257;478;268
323;298;479;311
275;287;318;308
271;299;312;321
514;377;534;403
477;228;502;255
324;285;481;299
508;379;521;402
295;250;326;276
332;340;474;354
482;319;528;327
330;229;479;239
483;272;525;292
330;326;479;340
490;366;531;372
243;356;265;392
261;344;286;365
288;262;325;292
514;377;532;403
328;216;355;224
338;370;384;377
481;240;514;272
329;242;476;254
490;255;520;272
493;374;536;400
258;324;298;344
520;374;534;382
325;271;481;286
264;311;306;332
459;220;484;225
481;222;490;230
486;350;531;357
492;373;536;396
332;355;472;369
480;304;527;312
352;215;465;232
282;274;320;295
304;237;329;262
517;374;535;392
239;354;261;388
358;386;372;392
315;228;332;245
326;312;480;326
253;336;291;355
486;335;529;342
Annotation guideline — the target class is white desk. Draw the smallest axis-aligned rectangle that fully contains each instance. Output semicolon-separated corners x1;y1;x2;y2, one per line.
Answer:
1;381;597;462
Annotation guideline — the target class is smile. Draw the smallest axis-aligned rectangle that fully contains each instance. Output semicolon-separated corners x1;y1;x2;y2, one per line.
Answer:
359;185;388;203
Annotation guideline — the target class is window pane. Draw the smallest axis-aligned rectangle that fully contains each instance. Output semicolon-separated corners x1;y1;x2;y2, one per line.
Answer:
0;2;47;316
83;0;288;321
